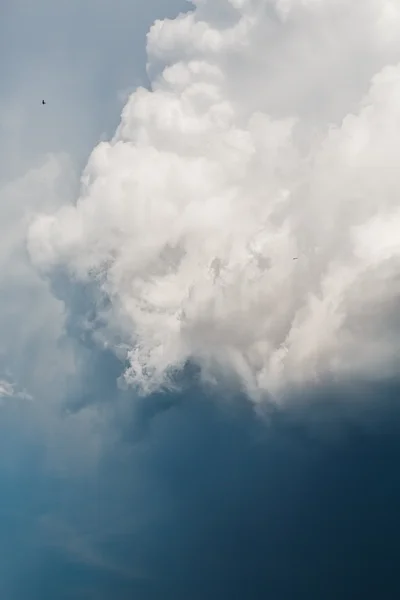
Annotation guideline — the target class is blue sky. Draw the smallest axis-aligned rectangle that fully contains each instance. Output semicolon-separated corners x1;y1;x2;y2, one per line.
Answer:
2;1;400;598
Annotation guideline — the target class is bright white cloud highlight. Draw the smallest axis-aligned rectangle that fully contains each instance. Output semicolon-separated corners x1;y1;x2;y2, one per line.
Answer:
28;0;400;399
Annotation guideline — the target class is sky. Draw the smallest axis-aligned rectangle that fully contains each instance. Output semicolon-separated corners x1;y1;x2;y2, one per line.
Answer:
3;0;400;598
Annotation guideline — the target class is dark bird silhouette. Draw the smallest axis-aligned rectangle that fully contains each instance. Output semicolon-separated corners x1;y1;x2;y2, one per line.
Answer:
42;100;46;105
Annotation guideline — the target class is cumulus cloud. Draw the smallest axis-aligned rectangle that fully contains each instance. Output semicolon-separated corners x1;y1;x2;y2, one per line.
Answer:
5;3;400;598
28;0;400;400
0;0;189;403
0;154;79;404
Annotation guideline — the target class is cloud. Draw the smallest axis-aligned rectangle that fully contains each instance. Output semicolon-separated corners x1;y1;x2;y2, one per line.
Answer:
0;0;190;399
0;379;32;402
27;0;400;400
5;1;400;598
0;154;78;403
3;373;400;599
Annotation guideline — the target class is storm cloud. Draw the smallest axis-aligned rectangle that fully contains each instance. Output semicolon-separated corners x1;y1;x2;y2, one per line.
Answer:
2;1;400;598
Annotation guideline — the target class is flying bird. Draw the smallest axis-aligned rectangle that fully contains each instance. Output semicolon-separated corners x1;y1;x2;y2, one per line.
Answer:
42;100;46;105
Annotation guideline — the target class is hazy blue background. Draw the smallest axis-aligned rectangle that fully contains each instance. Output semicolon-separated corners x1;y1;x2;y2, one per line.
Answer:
1;1;400;599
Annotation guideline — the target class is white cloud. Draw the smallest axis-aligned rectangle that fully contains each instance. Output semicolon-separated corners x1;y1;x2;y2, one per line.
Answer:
0;379;32;402
0;0;189;399
0;154;78;401
28;0;400;400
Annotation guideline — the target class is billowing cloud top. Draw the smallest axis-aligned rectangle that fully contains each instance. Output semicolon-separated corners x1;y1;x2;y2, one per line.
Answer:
28;0;400;399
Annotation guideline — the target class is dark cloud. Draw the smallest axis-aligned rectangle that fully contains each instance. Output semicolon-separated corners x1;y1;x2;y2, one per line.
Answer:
2;364;400;599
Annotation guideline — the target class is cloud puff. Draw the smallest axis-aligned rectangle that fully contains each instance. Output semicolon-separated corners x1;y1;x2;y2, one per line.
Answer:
28;0;400;399
0;379;32;402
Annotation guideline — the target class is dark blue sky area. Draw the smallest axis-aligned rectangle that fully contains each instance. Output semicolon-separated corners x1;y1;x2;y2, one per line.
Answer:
1;370;400;599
